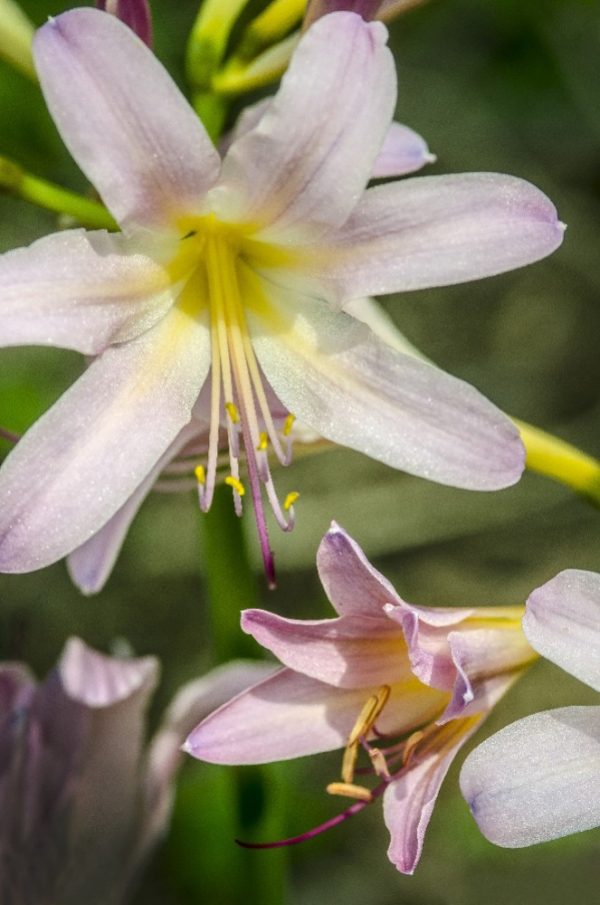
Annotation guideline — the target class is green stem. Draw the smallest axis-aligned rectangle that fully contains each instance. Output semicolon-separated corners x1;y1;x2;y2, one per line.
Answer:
0;156;117;229
194;484;287;905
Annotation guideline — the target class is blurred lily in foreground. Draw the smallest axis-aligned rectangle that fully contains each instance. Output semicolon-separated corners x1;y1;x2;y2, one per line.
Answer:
0;10;563;586
185;524;536;873
0;637;270;904
460;569;600;848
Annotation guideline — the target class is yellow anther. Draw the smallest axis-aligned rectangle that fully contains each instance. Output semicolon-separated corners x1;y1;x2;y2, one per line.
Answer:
257;431;268;452
284;491;300;511
347;685;391;746
283;413;295;436
326;782;373;803
225;401;240;423
225;475;245;496
194;465;206;485
341;741;359;785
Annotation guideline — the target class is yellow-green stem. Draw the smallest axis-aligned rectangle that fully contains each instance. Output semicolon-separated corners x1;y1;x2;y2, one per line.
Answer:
516;418;600;508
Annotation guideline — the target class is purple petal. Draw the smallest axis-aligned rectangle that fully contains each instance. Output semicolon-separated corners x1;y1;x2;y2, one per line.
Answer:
460;706;600;847
524;569;600;692
371;122;435;178
0;229;176;354
384;716;482;873
242;608;408;688
0;307;210;573
309;173;565;302
210;12;395;241
34;9;219;230
185;667;447;764
246;274;525;490
316;522;401;617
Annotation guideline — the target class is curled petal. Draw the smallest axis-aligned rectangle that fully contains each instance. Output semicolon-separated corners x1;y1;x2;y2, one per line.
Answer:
246;273;525;490
384;716;482;873
371;122;435;178
308;173;565;303
460;706;600;847
0;307;210;573
524;569;600;692
316;521;402;617
0;229;177;354
34;9;219;230
211;12;396;241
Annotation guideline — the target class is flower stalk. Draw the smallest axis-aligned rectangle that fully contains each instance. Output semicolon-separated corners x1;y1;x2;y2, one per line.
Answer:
517;419;600;508
0;156;116;229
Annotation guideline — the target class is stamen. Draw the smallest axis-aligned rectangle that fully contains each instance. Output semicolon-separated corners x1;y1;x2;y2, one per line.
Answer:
402;729;426;767
194;465;206;485
284;491;300;511
368;747;391;780
257;431;268;451
225;475;245;497
326;782;373;802
347;686;391;746
283;413;295;436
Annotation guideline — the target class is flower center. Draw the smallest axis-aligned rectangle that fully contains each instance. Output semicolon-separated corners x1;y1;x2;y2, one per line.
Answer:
175;215;300;587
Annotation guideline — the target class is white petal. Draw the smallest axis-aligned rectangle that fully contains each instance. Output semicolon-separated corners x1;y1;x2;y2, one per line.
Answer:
33;9;220;230
245;271;524;490
0;229;177;354
460;706;600;847
309;173;565;303
0;306;210;572
210;12;395;241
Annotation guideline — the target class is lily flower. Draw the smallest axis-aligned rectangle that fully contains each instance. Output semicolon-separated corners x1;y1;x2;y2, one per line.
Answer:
185;523;536;873
460;569;600;848
0;9;563;585
0;636;271;904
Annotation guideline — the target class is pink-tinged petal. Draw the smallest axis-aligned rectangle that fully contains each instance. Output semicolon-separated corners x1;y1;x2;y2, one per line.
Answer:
33;9;219;231
246;273;525;490
384;601;476;690
59;636;158;707
0;229;177;354
220;98;271;155
384;716;482;873
524;569;600;692
66;421;201;594
0;306;210;573
316;521;401;617
309;173;565;303
371;122;435;178
242;608;407;688
210;12;395;241
185;667;447;764
460;706;600;847
96;0;153;46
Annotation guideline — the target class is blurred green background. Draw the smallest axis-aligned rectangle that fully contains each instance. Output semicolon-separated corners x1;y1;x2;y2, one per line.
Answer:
0;0;599;902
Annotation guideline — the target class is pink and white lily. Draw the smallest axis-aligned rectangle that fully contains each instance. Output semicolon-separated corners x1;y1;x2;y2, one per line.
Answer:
0;9;563;583
0;636;271;904
185;523;536;873
460;569;600;848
